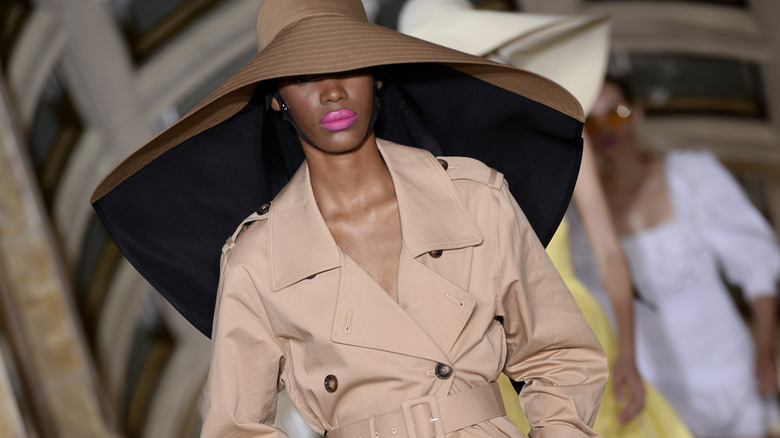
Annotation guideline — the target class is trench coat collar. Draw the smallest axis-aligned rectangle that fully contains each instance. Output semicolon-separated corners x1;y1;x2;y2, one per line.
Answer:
267;139;483;291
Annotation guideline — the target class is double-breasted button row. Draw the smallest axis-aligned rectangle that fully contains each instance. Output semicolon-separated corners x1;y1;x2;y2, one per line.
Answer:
326;363;452;392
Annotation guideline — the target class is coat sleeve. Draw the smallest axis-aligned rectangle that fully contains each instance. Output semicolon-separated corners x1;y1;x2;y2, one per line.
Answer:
493;181;608;438
201;253;289;438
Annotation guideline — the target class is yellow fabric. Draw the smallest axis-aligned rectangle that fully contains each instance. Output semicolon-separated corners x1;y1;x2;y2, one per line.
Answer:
500;220;693;437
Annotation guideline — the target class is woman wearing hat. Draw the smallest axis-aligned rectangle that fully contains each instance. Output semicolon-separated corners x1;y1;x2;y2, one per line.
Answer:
91;0;608;437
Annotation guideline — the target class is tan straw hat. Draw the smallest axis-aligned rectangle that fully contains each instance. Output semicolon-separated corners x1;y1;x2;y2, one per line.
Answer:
91;0;587;336
399;0;610;113
92;0;585;202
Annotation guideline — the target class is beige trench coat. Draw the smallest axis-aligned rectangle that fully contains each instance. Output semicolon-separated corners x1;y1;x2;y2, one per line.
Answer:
201;140;607;438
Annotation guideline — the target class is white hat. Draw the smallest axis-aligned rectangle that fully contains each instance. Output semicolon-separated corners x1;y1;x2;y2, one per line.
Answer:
399;0;610;113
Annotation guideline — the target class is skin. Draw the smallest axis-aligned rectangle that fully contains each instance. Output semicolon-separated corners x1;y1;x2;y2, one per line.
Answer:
271;69;402;300
589;81;778;407
572;133;645;423
587;83;671;237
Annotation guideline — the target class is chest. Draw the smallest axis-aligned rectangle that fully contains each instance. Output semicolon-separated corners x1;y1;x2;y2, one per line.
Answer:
256;241;493;351
250;244;507;431
608;165;673;236
326;201;402;299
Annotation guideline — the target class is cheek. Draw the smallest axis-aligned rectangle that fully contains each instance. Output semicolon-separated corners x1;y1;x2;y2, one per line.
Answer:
279;83;314;114
286;95;319;127
347;78;375;108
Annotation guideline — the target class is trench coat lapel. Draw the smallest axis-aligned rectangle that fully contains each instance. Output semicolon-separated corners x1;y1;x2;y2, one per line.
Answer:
267;164;341;292
396;247;476;355
380;140;482;355
330;252;451;363
268;140;483;361
378;139;483;257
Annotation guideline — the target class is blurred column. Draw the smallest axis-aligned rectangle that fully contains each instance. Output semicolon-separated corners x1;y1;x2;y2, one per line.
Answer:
28;0;150;139
0;71;114;437
750;0;780;232
753;0;780;135
25;0;156;197
0;344;27;438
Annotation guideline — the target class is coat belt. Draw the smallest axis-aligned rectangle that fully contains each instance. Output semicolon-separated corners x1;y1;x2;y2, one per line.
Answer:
328;382;506;438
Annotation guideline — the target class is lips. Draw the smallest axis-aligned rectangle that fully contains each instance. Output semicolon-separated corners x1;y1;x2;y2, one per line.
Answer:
600;135;617;148
320;109;357;131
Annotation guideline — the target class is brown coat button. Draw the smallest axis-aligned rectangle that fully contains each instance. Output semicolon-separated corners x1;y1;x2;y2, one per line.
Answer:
324;375;338;392
437;159;449;170
257;203;271;215
434;363;452;379
429;250;443;258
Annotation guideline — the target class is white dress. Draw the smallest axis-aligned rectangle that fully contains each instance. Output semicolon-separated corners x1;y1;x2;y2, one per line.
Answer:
569;150;780;436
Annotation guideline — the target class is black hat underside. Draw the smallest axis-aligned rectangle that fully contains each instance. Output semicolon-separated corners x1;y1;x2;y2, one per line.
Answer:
93;63;582;337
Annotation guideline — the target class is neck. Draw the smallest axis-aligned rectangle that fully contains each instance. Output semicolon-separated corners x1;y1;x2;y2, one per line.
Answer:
600;140;648;190
305;134;395;214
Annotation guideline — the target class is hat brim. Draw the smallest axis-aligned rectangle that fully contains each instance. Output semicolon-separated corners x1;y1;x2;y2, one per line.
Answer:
398;1;610;113
91;15;584;337
91;14;582;201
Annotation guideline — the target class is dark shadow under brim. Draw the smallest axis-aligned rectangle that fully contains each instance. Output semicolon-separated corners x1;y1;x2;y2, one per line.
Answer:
93;63;582;337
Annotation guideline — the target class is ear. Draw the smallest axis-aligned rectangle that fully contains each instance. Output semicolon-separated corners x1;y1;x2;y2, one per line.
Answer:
376;77;383;90
271;96;281;112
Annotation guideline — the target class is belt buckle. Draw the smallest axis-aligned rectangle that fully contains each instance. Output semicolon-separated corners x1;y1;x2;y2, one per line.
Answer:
400;395;445;438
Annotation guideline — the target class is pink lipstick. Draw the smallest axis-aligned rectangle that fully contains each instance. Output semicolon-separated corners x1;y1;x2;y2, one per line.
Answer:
320;109;357;131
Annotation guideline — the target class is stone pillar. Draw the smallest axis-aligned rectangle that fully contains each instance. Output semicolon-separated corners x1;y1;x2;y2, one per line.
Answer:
0;328;28;438
0;74;114;437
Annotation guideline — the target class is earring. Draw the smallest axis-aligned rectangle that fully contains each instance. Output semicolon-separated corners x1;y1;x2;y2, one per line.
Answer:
275;92;290;121
273;91;290;119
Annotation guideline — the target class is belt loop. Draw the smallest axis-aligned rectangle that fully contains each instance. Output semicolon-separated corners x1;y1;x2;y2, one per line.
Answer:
368;415;376;438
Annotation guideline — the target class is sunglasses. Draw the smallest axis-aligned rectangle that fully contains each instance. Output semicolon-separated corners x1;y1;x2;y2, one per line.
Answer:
584;103;633;136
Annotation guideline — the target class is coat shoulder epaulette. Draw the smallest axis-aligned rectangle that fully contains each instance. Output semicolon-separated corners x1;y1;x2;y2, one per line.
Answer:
436;156;504;190
222;202;271;254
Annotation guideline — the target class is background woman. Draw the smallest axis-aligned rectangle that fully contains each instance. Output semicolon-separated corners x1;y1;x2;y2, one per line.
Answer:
571;77;780;437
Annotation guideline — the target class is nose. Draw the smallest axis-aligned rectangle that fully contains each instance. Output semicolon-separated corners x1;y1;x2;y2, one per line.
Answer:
320;77;347;104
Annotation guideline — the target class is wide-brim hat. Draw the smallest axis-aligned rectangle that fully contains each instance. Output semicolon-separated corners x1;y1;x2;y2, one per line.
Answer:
399;0;610;113
91;0;586;337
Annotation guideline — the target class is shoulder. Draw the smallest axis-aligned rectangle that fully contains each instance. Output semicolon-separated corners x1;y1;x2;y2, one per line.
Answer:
666;148;723;176
222;202;272;258
377;138;504;188
437;156;506;220
437;156;504;191
666;148;737;194
435;155;512;233
377;138;504;191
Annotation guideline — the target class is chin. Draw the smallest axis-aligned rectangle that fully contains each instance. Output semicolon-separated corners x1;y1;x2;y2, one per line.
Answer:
306;138;364;155
314;129;371;153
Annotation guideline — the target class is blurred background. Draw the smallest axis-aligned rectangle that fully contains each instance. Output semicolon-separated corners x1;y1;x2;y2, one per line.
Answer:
0;0;777;437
